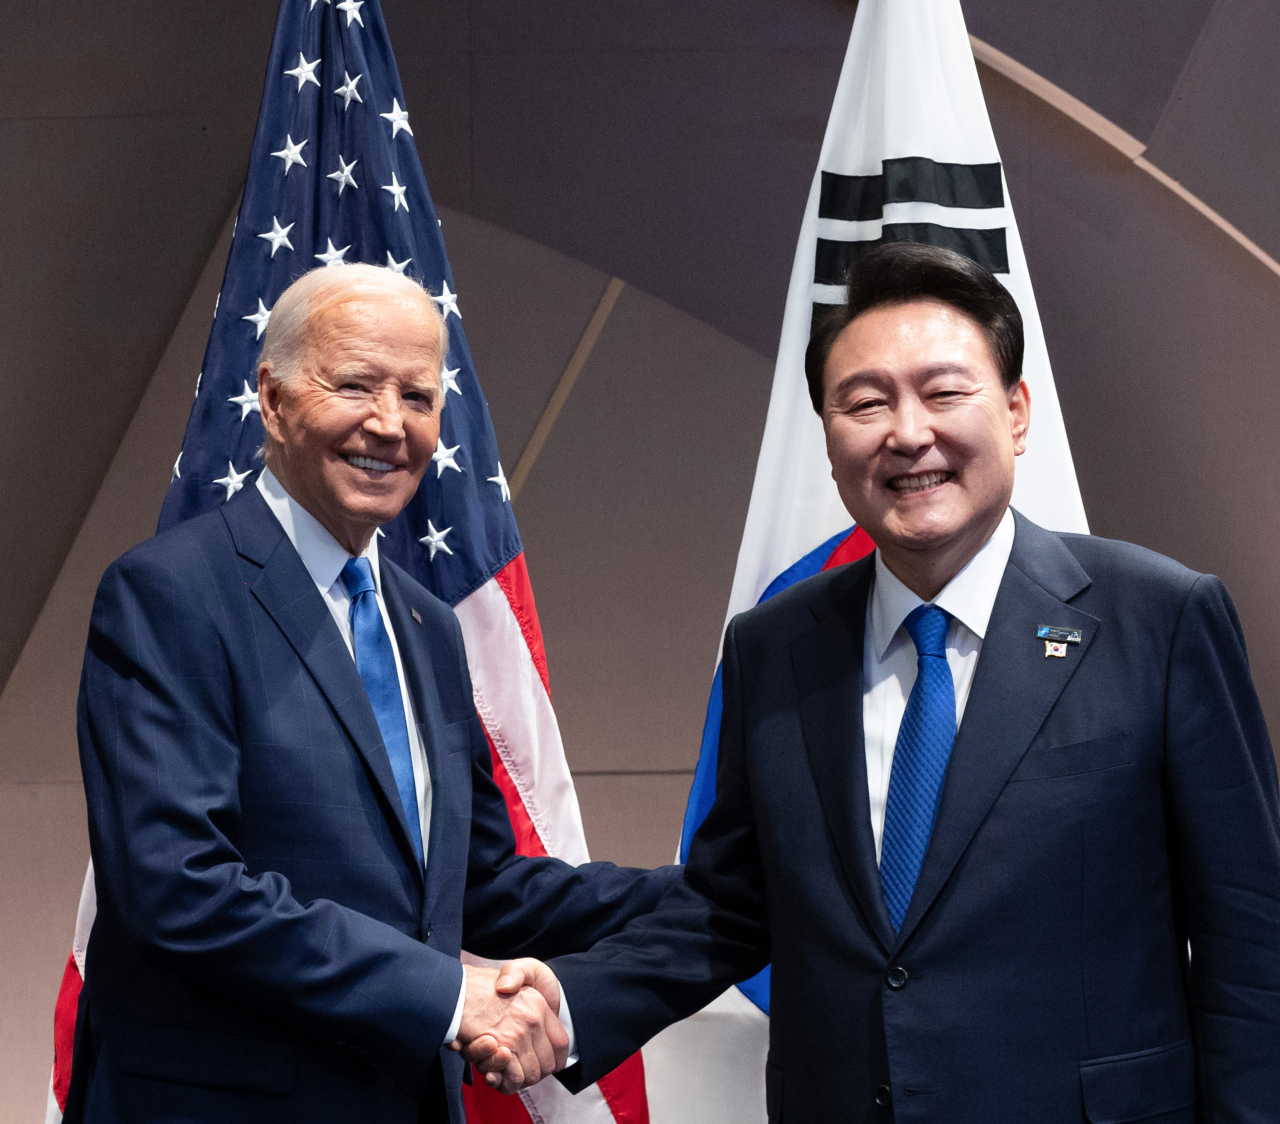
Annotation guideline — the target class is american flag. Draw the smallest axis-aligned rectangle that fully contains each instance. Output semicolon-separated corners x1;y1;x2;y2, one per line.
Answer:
47;3;649;1122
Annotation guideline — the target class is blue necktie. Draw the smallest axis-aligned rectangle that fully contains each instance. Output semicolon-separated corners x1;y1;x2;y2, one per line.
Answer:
880;604;956;932
340;557;424;866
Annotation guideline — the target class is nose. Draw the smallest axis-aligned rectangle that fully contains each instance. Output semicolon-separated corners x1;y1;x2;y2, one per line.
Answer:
885;395;934;456
363;387;406;442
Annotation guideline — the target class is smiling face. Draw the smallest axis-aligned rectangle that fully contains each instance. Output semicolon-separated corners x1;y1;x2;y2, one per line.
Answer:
821;298;1030;598
259;282;443;554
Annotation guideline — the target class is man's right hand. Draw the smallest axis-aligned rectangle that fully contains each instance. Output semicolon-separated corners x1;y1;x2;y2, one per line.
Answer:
450;962;568;1092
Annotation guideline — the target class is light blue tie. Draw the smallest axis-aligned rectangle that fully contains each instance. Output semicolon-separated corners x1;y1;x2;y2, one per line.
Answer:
340;557;424;866
880;604;956;932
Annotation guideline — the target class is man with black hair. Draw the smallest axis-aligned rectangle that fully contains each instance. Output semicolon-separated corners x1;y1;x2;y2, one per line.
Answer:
489;243;1280;1121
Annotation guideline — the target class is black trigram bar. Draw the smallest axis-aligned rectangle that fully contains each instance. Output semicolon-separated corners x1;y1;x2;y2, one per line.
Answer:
819;157;1004;221
814;223;1009;285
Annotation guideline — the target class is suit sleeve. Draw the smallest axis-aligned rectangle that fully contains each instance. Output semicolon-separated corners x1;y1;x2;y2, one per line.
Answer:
546;615;772;1089
1164;574;1280;1120
78;552;464;1065
451;607;683;961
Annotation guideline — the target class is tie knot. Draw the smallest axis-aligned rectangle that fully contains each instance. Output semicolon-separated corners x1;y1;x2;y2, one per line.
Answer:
904;604;950;659
340;556;377;599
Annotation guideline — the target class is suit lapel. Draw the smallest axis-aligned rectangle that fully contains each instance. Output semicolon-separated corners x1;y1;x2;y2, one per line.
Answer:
894;514;1098;948
792;558;896;953
380;564;455;923
222;486;425;887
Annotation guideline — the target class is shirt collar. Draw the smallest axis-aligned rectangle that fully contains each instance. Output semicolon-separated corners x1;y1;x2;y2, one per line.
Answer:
256;465;381;595
869;506;1015;662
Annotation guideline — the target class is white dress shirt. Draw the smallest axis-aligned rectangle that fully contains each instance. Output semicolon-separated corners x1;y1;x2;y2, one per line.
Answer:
862;507;1015;863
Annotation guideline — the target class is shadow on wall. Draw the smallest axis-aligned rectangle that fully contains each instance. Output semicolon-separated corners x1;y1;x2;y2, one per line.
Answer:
980;64;1280;748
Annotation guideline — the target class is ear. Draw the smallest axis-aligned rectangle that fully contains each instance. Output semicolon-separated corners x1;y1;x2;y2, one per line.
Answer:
257;366;285;445
1008;378;1031;456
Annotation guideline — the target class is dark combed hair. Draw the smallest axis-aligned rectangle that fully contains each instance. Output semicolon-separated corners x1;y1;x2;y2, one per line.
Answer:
803;241;1024;413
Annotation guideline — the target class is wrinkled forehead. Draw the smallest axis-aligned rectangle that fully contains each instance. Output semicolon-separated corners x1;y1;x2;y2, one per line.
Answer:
305;282;441;356
309;275;435;325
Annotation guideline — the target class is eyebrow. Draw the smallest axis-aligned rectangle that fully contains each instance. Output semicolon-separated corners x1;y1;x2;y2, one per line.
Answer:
831;363;972;394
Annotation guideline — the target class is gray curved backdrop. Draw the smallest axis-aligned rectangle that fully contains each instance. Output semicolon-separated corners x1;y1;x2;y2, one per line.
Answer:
2;1;1277;1117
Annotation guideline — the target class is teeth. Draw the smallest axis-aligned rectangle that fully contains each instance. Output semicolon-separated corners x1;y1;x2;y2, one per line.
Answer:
892;471;949;493
346;454;395;472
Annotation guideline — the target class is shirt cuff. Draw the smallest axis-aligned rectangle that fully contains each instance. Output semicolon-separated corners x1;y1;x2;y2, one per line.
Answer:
558;985;579;1067
445;972;467;1048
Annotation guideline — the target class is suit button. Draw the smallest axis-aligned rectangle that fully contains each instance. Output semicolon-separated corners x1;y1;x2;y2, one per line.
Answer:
886;966;909;989
875;1085;892;1107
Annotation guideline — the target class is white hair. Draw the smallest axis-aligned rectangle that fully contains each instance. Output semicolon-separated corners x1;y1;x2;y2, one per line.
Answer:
257;263;450;387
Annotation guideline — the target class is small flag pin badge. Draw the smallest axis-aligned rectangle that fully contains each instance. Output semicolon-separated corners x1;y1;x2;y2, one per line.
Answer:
411;608;423;625
1045;640;1068;658
1036;625;1082;644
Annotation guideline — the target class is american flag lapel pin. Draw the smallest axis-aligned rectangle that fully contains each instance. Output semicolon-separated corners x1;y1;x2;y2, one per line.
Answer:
411;608;423;625
1037;625;1081;658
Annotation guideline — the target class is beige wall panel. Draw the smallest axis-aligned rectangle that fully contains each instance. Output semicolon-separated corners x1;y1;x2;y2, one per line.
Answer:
0;783;89;1124
1141;0;1280;267
0;115;244;688
983;67;1280;744
438;207;612;464
572;773;693;869
0;209;235;784
515;284;772;776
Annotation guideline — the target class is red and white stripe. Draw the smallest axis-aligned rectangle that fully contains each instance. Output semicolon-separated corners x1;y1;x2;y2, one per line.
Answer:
45;864;94;1124
456;554;649;1124
45;552;648;1124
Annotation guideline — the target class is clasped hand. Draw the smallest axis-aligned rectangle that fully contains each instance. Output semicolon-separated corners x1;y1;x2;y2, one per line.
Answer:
449;959;567;1094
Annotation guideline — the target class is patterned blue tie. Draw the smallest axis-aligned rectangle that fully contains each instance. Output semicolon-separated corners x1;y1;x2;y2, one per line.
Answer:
340;557;424;866
880;604;956;932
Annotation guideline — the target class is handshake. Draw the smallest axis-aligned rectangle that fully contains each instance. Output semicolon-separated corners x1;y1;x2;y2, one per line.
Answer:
450;959;569;1094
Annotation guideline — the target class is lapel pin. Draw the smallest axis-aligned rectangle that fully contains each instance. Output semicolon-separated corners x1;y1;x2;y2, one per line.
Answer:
411;608;423;625
1037;625;1081;658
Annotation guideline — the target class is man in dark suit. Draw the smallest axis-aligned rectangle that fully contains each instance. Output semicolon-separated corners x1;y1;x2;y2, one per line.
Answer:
70;264;678;1123
500;243;1280;1120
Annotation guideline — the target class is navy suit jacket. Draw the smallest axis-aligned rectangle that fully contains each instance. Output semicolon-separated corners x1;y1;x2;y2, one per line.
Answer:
69;482;678;1124
552;513;1280;1123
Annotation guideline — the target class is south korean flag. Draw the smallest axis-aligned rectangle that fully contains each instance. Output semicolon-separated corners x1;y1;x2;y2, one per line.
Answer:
724;0;1087;633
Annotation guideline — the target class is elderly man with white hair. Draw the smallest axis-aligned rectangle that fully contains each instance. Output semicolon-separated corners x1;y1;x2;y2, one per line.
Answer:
68;265;678;1124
